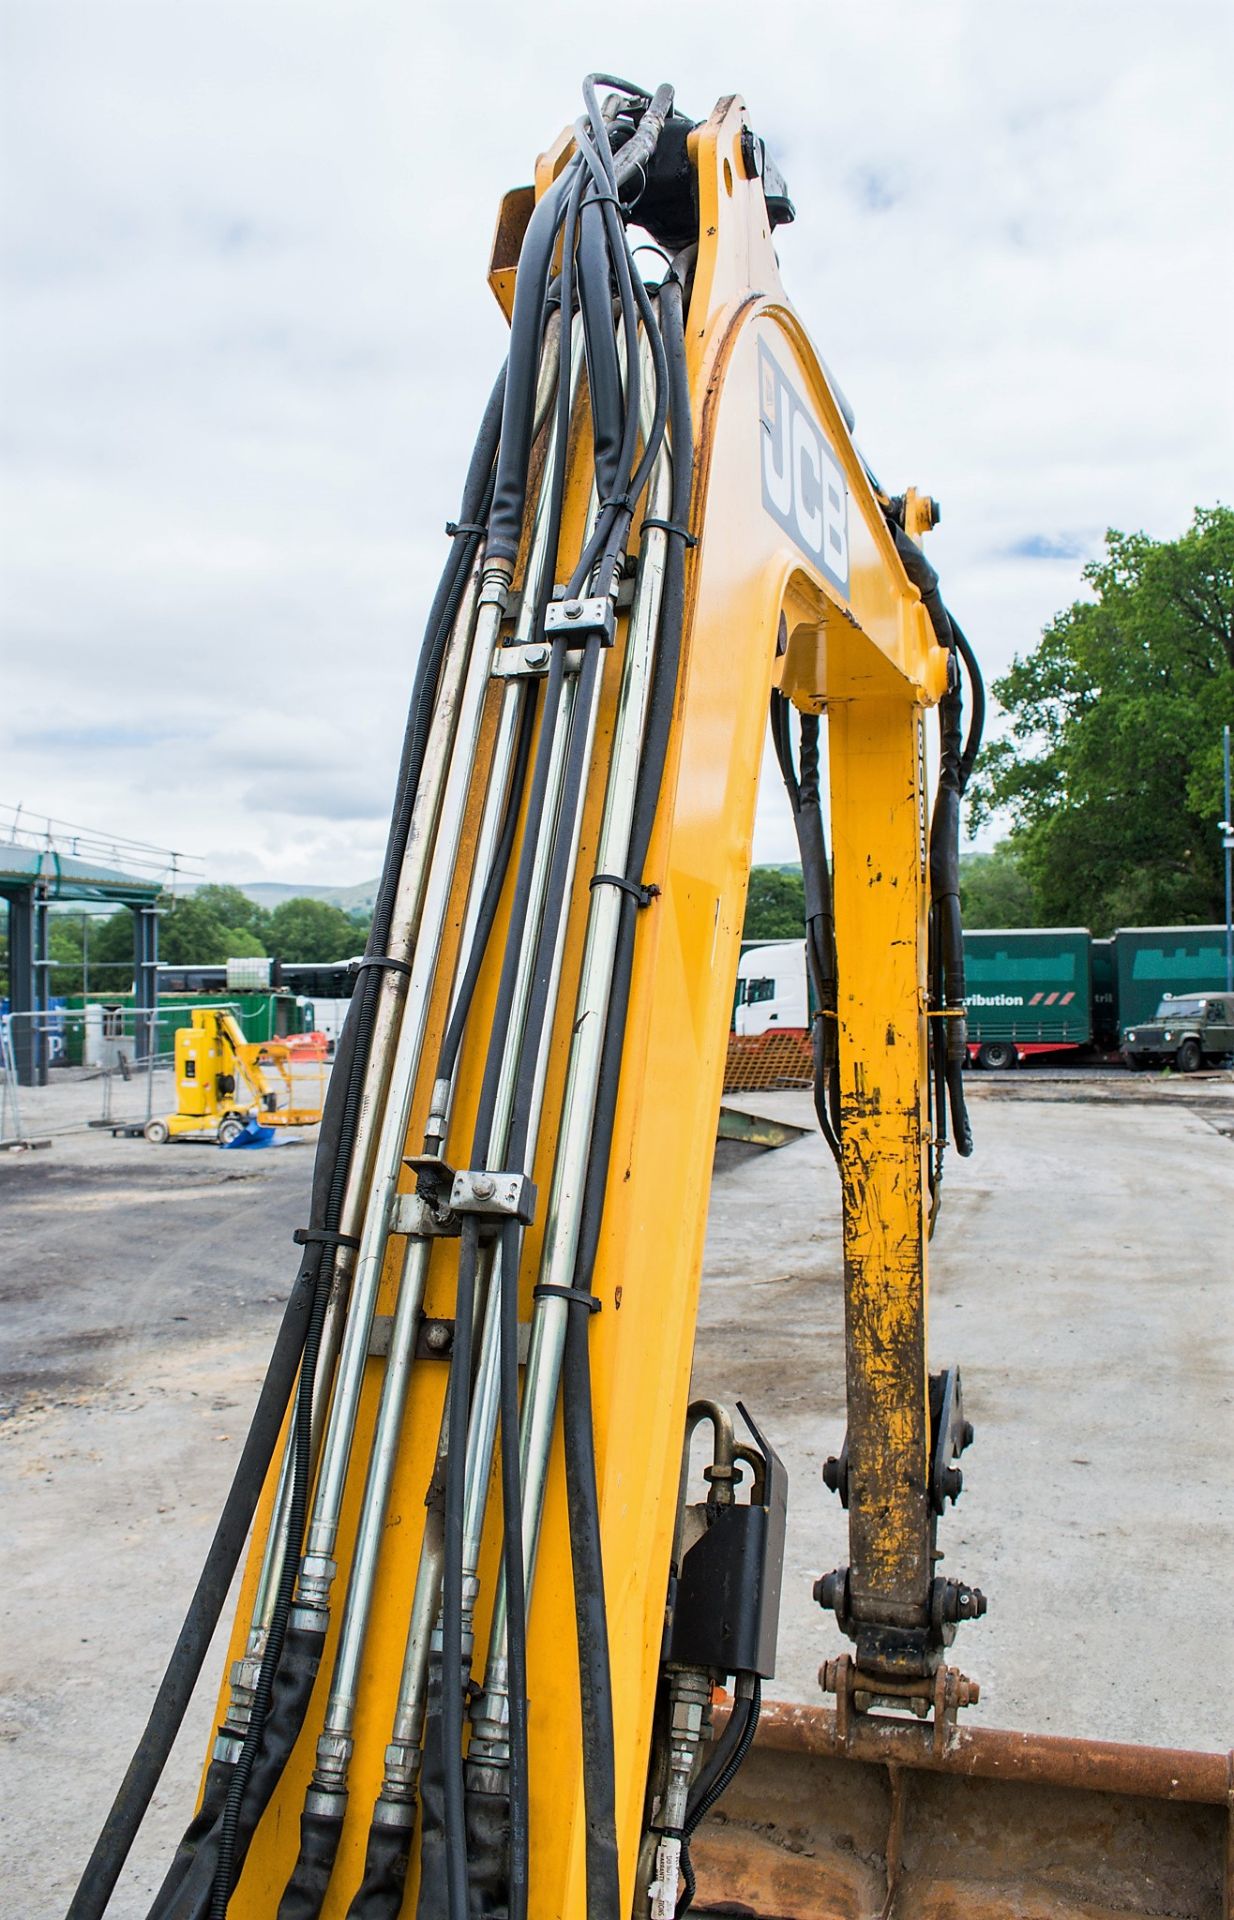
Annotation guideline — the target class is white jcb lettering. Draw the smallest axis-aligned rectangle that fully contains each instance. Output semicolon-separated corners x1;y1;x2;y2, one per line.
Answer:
758;340;850;595
822;447;848;579
762;401;792;516
792;411;823;553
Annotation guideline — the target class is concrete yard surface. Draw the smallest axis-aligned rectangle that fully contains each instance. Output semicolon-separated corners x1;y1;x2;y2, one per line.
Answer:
701;1077;1234;1749
1;1078;1232;1914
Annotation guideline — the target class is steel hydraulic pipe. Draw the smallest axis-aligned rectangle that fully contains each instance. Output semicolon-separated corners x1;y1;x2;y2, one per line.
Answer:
371;344;600;1795
303;681;527;1804
379;654;595;1783
242;314;570;1672
217;560;492;1745
472;441;671;1756
294;563;511;1622
455;328;632;1595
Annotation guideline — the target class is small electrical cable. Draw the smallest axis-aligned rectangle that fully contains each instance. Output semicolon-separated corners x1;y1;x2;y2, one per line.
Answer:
675;1677;762;1917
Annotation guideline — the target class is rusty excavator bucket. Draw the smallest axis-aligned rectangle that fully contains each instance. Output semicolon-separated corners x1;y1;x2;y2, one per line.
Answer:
693;1702;1232;1920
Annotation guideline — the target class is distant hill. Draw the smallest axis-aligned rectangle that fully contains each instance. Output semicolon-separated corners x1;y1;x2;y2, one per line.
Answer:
230;879;380;915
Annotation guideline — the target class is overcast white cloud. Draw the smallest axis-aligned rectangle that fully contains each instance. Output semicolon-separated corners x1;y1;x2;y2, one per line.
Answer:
2;0;1230;883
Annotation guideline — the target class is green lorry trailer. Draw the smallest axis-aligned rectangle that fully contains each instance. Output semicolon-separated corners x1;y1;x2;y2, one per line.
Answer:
964;925;1230;1067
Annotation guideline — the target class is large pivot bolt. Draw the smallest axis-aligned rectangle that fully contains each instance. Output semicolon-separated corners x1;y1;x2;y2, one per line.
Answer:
931;1576;988;1635
821;1439;850;1508
813;1566;851;1628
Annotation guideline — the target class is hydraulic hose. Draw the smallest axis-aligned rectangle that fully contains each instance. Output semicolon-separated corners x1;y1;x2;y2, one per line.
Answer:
487;173;577;566
559;271;692;1920
442;82;675;1920
274;1803;345;1920
64;1252;321;1920
577;200;625;507
271;682;538;1920
129;376;508;1920
889;519;974;1164
770;693;841;1168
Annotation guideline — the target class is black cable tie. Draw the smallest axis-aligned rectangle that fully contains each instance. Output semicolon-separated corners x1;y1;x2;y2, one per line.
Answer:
533;1284;601;1314
589;871;659;908
349;953;413;980
445;520;487;540
584;189;623;211
640;515;697;548
293;1226;361;1252
599;492;633;515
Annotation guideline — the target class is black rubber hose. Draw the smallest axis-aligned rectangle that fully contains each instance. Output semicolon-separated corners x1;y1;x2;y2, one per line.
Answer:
682;1692;752;1830
770;695;841;1169
929;656;972;1160
565;161;669;598
582;75;674;193
146;1759;232;1917
506;636;602;1160
275;1805;346;1920
141;369;510;1920
64;1258;320;1920
560;273;692;1920
487;171;576;566
441;1217;481;1920
796;711;843;1152
344;1816;414;1920
577;199;625;508
436;683;538;1082
157;1622;327;1920
411;1642;453;1920
498;1217;530;1920
206;1320;330;1919
951;616;985;787
890;520;952;654
568;90;674;593
888;518;978;1164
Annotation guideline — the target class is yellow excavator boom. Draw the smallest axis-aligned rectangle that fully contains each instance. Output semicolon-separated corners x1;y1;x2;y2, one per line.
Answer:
69;78;998;1920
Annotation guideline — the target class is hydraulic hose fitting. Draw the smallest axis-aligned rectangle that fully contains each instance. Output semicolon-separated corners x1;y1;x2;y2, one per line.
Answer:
294;1552;336;1626
467;1652;511;1765
212;1651;264;1757
479;561;513;612
422;1076;452;1156
310;1725;354;1800
379;1737;423;1812
648;1666;711;1919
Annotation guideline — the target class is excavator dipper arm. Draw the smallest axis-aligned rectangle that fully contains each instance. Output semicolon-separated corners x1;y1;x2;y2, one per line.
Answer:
68;77;986;1920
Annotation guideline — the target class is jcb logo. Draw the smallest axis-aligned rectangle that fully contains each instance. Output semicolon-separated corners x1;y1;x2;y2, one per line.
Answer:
758;339;850;596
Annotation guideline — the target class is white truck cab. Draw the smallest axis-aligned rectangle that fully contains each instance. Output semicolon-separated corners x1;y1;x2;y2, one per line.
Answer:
732;939;809;1035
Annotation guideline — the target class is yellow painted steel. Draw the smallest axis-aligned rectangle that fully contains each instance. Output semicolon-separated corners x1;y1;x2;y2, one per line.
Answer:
213;92;947;1917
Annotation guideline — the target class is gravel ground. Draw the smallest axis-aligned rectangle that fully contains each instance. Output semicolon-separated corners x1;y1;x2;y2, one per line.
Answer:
2;1072;1231;1914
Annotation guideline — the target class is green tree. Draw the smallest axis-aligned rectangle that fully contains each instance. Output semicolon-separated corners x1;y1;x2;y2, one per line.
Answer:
192;885;270;947
157;896;265;965
969;506;1234;933
958;843;1038;928
267;897;363;964
89;908;142;972
742;866;806;940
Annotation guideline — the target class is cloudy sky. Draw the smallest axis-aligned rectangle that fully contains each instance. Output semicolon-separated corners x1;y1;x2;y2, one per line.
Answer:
2;1;1230;887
